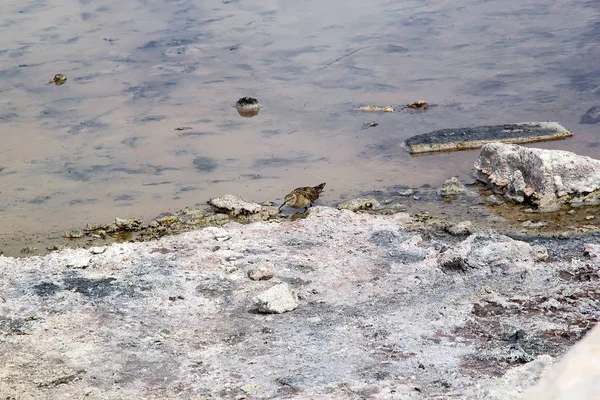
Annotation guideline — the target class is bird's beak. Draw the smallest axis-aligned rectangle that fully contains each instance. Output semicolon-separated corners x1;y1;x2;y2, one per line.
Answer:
278;203;285;210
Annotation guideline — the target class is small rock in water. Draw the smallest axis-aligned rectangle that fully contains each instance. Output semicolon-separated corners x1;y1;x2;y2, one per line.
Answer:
65;230;83;239
46;245;67;252
396;189;415;197
337;198;381;212
486;195;504;205
355;105;394;112
446;221;473;236
585;215;595;220
404;100;429;110
521;220;548;229
235;97;260;118
20;246;37;254
248;264;275;281
252;283;299;314
440;177;466;196
48;73;67;85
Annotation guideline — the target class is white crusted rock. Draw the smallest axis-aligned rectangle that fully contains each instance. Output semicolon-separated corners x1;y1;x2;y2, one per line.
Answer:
475;143;600;211
208;195;264;216
252;283;299;314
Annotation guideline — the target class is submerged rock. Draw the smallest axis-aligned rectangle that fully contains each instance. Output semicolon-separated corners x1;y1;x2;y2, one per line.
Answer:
580;106;600;125
440;177;466;196
403;122;572;154
475;143;600;211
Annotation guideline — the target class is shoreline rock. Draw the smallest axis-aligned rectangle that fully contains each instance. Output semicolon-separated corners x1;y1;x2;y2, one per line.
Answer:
475;143;600;211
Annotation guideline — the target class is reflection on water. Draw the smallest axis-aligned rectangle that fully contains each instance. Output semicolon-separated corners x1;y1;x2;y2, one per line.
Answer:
0;0;599;237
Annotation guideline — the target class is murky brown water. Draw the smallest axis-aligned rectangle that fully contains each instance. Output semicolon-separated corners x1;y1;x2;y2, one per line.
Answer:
1;0;599;247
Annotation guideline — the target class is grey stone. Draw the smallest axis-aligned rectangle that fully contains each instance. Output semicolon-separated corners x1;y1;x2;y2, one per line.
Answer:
440;177;466;196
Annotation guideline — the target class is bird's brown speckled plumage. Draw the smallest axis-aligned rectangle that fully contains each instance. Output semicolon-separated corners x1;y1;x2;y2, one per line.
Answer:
279;183;326;212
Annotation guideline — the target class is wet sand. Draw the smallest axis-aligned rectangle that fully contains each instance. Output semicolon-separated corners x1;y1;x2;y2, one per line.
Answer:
1;0;599;245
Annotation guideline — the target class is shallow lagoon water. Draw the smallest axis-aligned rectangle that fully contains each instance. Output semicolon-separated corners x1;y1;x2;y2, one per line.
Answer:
0;0;599;240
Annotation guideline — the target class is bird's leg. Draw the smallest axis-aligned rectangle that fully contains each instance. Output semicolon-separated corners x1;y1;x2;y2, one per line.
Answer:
303;207;308;213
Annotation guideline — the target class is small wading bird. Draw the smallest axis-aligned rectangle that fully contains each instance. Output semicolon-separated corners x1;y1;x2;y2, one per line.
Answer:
279;183;326;213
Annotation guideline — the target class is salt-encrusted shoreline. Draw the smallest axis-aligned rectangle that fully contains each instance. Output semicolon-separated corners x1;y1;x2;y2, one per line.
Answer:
1;206;599;399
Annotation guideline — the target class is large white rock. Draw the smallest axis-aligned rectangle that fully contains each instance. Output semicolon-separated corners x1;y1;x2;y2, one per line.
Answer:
475;143;600;211
521;325;600;399
252;283;299;314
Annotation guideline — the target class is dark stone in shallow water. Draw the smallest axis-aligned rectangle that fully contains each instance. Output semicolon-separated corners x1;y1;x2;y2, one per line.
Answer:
403;122;572;154
193;157;218;172
580;106;600;125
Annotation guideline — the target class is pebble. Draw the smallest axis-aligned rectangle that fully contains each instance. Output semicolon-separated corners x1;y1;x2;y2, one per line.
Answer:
252;283;299;314
247;264;275;281
486;195;504;205
89;246;107;255
521;220;548;229
447;221;473;236
397;189;415;197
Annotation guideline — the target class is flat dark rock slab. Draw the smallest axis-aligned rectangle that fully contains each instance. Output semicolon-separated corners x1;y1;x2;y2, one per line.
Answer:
403;122;573;154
